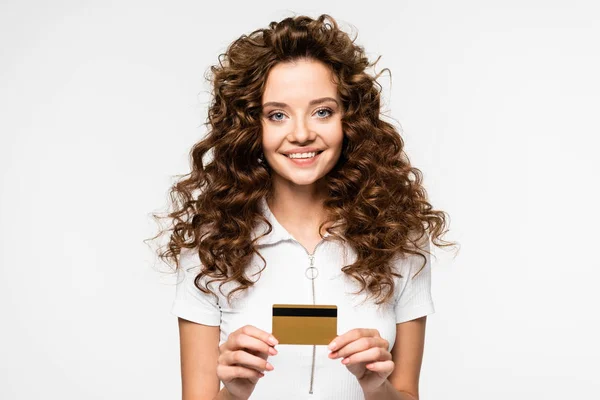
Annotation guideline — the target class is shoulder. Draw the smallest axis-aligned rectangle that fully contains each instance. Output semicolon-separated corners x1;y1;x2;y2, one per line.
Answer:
391;231;431;274
178;246;202;268
174;247;203;281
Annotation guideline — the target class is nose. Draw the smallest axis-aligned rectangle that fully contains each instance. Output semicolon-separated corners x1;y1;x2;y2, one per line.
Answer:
288;116;316;144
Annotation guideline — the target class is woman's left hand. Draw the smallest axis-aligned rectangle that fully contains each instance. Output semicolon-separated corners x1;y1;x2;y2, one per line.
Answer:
327;328;394;393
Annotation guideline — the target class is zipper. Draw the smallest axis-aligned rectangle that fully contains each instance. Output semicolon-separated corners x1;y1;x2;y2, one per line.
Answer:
295;240;327;395
308;254;316;394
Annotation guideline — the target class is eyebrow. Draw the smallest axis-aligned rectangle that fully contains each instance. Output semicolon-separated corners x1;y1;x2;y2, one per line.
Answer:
262;97;339;109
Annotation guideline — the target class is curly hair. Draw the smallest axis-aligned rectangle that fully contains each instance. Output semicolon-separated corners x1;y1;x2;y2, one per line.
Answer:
147;14;458;306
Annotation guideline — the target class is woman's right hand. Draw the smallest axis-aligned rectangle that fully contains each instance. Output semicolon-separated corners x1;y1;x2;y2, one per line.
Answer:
217;325;278;400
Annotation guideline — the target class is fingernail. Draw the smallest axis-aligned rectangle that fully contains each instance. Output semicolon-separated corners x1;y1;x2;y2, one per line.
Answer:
268;347;278;355
328;341;337;350
342;357;350;364
268;336;279;345
266;362;274;371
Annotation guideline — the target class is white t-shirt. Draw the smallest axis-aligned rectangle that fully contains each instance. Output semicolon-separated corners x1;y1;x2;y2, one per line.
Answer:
171;197;435;399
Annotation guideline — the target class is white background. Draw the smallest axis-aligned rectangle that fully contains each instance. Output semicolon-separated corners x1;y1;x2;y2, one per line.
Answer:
1;0;599;399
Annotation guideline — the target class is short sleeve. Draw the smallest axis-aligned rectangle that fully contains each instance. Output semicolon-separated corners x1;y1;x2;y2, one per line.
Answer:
170;247;221;326
394;235;436;324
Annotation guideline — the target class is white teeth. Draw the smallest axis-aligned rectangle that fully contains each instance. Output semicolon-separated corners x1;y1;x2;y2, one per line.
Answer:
288;151;318;159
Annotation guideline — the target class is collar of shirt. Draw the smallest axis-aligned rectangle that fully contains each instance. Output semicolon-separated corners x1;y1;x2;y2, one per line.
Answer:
252;197;331;247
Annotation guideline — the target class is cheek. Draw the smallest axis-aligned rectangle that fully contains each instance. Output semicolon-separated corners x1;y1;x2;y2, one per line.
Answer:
328;128;344;152
260;131;277;153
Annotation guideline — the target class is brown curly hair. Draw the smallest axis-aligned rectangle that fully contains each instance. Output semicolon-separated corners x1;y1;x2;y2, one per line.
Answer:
147;14;458;306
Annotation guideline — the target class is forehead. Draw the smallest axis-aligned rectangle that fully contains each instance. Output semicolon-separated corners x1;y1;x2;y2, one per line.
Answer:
262;59;339;102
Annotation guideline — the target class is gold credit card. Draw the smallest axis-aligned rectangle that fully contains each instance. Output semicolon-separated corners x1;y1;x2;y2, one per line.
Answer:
272;304;337;345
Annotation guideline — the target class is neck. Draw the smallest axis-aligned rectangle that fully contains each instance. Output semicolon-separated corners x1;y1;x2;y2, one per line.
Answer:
267;178;328;237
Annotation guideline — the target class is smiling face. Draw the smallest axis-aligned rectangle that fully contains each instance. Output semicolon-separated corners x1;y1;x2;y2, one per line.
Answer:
260;58;344;192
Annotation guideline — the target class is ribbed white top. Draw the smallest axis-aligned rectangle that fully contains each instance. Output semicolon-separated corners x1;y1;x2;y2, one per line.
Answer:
171;198;435;399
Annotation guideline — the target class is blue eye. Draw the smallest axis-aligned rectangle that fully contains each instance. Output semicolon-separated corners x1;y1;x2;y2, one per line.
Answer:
268;112;285;122
315;108;333;118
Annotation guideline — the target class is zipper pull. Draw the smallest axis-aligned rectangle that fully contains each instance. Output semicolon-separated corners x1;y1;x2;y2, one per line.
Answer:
306;255;318;280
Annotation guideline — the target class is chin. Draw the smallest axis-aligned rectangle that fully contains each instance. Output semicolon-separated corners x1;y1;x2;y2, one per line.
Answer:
289;178;322;186
272;170;328;187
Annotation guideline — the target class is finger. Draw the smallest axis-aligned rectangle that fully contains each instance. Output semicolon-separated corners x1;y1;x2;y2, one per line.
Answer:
365;360;395;374
328;328;381;352
329;336;381;358
221;340;278;357
239;325;279;346
247;348;269;360
248;346;278;359
329;336;388;359
217;364;265;382
224;331;277;357
220;350;275;373
340;346;392;366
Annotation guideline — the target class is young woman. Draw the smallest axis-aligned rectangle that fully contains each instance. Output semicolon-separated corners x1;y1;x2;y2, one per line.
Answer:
151;14;456;400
